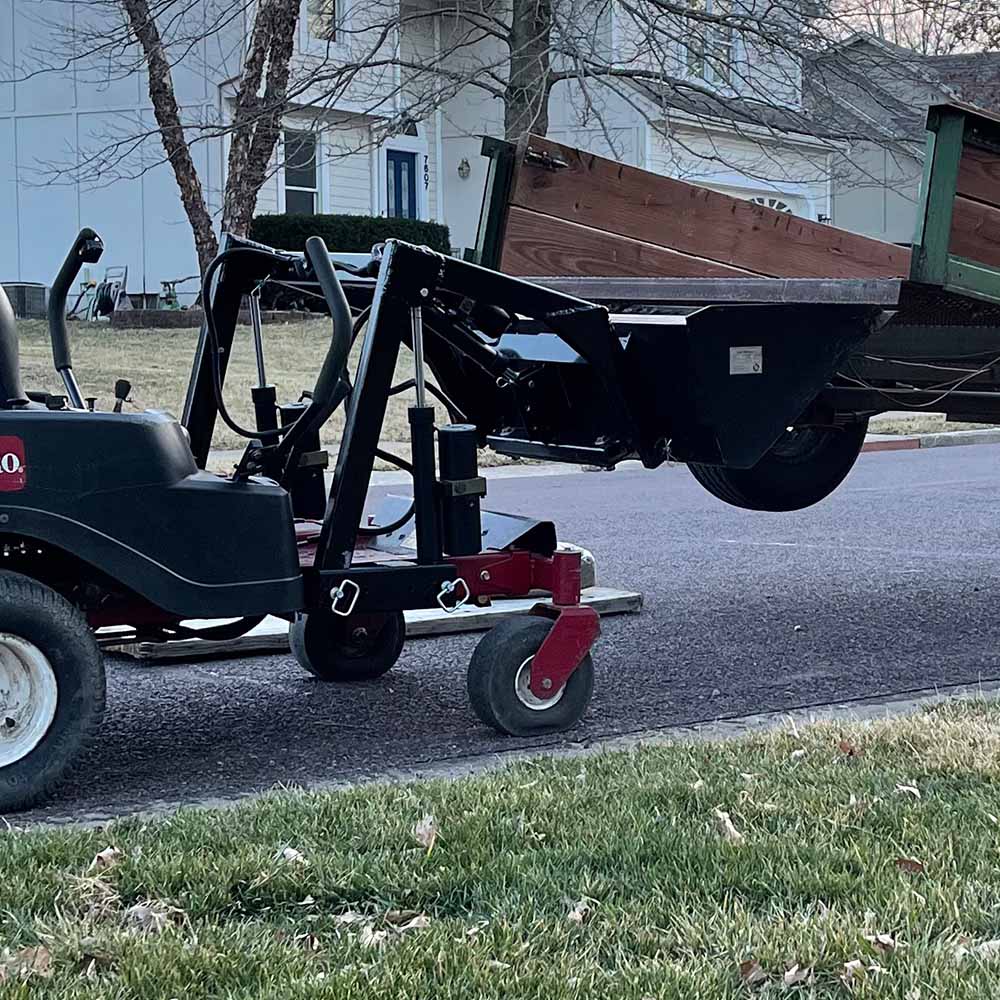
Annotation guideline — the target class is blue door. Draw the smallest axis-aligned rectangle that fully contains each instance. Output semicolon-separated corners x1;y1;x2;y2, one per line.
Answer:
387;150;418;219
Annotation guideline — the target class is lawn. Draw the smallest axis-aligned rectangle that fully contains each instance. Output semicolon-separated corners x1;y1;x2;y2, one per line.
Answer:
3;701;1000;997
15;318;509;467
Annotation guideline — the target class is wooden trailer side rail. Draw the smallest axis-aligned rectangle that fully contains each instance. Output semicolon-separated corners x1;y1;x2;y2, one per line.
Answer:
470;134;912;281
910;102;1000;304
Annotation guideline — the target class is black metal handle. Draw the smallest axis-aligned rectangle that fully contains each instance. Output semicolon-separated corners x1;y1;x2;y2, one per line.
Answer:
48;228;103;374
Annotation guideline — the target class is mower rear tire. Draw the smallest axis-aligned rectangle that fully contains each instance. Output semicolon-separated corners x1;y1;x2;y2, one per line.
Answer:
0;571;105;813
687;420;868;512
467;617;594;737
290;610;406;682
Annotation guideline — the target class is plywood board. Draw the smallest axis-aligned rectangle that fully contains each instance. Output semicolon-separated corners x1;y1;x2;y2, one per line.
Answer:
114;587;643;662
957;145;1000;206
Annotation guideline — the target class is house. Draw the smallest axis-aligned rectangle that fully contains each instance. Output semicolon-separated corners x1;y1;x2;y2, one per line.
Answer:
806;35;1000;246
2;0;847;303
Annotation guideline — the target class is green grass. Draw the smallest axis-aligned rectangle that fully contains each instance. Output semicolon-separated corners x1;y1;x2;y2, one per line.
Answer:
4;701;1000;997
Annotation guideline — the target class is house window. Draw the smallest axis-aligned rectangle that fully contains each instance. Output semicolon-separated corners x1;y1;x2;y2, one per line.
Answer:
307;0;339;42
284;130;318;215
750;196;793;213
685;0;733;86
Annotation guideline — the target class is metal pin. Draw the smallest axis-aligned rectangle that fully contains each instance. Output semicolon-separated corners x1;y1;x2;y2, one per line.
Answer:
410;305;427;407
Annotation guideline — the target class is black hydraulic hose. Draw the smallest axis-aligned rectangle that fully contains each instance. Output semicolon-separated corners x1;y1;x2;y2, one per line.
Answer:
201;247;288;441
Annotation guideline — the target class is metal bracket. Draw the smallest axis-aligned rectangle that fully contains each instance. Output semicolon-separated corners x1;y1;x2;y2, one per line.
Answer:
437;578;470;613
330;579;361;616
438;476;487;499
524;147;569;172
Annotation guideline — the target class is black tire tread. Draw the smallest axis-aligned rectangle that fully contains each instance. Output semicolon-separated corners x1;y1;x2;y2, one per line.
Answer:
0;571;105;813
688;421;868;512
467;616;594;737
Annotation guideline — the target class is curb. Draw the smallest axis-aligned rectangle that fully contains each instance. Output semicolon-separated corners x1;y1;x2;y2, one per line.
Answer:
862;427;1000;454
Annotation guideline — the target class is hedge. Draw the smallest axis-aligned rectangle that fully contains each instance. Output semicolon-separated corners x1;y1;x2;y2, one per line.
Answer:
249;214;451;255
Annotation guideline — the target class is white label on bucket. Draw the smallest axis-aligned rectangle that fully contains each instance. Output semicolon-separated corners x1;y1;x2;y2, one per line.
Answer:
730;346;763;375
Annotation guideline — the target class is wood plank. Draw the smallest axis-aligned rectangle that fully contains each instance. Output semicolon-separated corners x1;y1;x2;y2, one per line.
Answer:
957;146;1000;208
499;206;759;279
532;276;903;305
509;135;911;279
949;195;1000;270
113;587;644;662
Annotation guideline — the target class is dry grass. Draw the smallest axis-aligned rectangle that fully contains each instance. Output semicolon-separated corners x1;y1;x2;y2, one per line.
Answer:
16;318;418;452
3;700;1000;997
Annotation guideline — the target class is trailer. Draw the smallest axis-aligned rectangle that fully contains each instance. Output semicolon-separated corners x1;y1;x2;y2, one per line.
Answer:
2;101;1000;811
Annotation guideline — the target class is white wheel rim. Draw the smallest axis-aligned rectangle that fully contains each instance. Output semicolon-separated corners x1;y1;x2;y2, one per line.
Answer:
0;634;58;768
514;656;565;711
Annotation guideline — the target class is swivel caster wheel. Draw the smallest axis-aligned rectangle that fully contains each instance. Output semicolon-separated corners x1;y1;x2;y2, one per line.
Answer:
290;611;406;682
467;616;594;736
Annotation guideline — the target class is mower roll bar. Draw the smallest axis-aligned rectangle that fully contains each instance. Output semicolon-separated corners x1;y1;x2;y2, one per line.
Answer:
48;228;105;409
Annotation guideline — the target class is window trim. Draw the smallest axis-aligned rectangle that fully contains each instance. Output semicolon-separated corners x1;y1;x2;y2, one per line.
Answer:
300;0;348;53
683;0;735;90
281;128;321;215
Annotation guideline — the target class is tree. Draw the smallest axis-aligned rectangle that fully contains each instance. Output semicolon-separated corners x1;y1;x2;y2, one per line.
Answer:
10;0;988;276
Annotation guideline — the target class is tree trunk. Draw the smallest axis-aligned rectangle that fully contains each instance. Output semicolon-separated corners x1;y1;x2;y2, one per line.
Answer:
505;0;553;140
221;0;302;238
122;0;219;275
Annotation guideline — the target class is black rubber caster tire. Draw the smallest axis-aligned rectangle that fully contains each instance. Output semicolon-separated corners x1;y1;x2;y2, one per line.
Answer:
467;616;594;737
0;571;105;813
290;611;406;682
688;420;868;512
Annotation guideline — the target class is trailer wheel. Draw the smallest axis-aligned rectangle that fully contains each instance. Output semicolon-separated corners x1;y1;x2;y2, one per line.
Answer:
290;611;406;682
0;571;105;813
467;617;594;736
688;421;868;512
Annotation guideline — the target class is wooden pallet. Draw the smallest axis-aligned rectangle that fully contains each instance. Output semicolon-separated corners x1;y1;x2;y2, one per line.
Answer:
113;586;642;662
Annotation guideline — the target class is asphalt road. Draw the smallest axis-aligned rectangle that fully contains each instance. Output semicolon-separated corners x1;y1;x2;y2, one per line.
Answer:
23;443;1000;823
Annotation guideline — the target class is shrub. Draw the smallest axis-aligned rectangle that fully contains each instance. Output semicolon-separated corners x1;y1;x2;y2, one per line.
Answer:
249;214;451;255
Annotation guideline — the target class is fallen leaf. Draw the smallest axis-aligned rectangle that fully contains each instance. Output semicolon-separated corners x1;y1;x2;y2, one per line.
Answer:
385;909;421;925
840;958;866;987
783;963;812;985
896;784;921;799
904;989;922;1000
487;959;511;970
689;778;705;792
737;958;767;986
413;814;438;852
395;914;431;933
359;925;389;949
864;932;899;954
789;748;807;761
333;911;365;926
567;898;593;924
838;739;861;757
793;624;806;632
895;857;925;875
124;900;185;935
275;846;308;866
90;846;124;871
75;937;115;978
0;945;53;982
954;938;1000;961
714;808;745;845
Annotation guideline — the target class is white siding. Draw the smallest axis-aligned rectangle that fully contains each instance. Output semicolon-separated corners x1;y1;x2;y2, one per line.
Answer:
327;124;374;214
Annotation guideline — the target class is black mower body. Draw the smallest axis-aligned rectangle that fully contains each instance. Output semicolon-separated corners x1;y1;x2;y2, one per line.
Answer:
0;408;302;618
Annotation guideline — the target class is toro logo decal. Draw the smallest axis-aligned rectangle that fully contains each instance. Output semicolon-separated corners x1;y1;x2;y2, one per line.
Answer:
0;437;26;492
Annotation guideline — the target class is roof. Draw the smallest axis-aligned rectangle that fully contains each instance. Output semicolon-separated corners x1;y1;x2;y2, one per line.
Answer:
924;52;1000;110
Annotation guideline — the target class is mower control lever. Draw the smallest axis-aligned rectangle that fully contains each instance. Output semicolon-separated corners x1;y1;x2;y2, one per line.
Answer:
48;228;104;410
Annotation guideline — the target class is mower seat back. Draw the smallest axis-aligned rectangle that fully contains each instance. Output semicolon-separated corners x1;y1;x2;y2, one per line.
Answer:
0;284;26;407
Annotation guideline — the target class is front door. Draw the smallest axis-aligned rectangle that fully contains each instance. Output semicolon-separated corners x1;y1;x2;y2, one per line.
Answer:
387;150;418;219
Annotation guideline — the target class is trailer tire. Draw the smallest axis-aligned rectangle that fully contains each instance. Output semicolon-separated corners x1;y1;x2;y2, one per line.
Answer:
687;421;868;512
0;571;105;813
290;611;406;682
467;617;594;737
